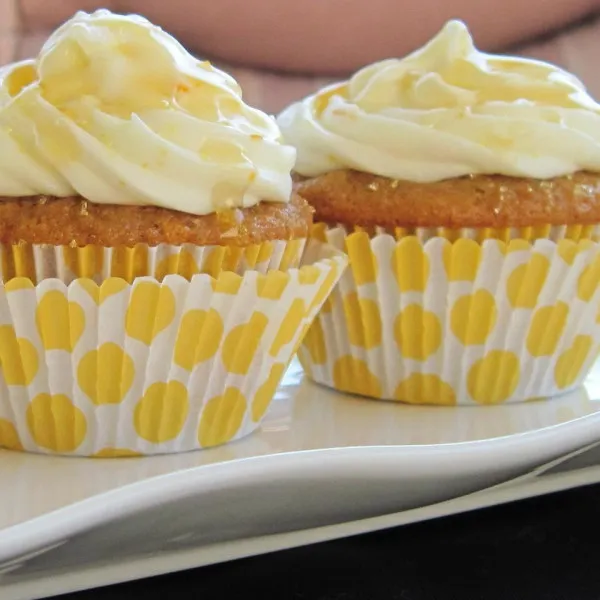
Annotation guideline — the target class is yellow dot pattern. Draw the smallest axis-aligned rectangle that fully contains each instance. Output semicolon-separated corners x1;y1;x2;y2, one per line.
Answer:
93;448;143;458
4;278;34;292
174;309;224;370
394;374;456;406
450;291;497;346
554;335;595;390
198;387;247;448
342;292;382;349
26;393;87;453
526;302;569;357
0;239;346;454
394;304;441;360
0;326;38;385
100;278;130;303
256;272;289;300
0;419;23;451
36;291;85;351
134;381;190;443
506;253;550;308
270;299;306;356
302;318;327;365
221;312;269;375
125;282;176;345
392;237;429;293
298;266;321;286
577;256;600;302
467;351;521;404
309;260;339;313
346;232;378;285
558;239;594;265
300;231;600;405
443;239;482;282
252;363;286;422
333;356;382;398
77;343;135;405
212;272;243;295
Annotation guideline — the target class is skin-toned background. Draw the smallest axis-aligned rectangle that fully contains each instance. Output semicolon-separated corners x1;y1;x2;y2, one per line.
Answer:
1;0;600;113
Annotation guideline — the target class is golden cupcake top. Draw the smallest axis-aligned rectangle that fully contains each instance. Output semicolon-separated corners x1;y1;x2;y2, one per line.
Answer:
0;10;295;215
278;20;600;182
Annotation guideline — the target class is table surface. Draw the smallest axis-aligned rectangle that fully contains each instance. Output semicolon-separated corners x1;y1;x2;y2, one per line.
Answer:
52;483;600;600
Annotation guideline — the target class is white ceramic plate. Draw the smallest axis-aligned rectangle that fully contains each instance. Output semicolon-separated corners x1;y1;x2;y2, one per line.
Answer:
2;359;600;599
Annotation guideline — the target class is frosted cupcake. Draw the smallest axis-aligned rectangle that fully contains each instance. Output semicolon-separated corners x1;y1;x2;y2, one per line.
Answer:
0;10;345;456
0;9;312;278
278;20;600;405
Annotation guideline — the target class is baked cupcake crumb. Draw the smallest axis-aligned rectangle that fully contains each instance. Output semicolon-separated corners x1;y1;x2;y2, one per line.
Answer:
0;194;313;247
295;170;600;230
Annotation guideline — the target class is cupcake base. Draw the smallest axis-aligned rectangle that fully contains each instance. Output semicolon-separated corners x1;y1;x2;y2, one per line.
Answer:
0;239;347;456
299;225;600;405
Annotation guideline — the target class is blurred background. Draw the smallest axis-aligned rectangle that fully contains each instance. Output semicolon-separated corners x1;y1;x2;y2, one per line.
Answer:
1;0;600;113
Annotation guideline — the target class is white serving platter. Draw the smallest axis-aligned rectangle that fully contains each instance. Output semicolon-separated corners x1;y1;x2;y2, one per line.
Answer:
2;359;600;599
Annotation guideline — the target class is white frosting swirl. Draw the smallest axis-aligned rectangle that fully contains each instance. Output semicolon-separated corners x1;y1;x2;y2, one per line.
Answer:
278;20;600;182
0;10;295;214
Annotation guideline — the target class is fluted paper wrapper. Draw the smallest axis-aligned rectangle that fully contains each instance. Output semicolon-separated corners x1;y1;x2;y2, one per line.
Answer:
298;225;600;405
0;238;307;283
0;240;346;456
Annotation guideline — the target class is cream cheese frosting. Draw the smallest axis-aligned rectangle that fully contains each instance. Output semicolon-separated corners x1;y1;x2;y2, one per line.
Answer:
0;10;295;214
278;20;600;182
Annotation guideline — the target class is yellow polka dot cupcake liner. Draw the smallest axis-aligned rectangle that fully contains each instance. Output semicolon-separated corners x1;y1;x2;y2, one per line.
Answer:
0;240;347;456
298;225;600;405
335;223;600;243
0;238;307;283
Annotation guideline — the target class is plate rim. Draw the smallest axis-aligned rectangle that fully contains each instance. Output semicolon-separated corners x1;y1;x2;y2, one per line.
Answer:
3;460;600;600
2;406;600;564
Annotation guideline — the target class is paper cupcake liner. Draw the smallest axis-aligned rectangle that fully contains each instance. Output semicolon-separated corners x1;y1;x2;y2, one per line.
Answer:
0;239;347;456
311;223;600;243
0;238;307;284
298;225;600;405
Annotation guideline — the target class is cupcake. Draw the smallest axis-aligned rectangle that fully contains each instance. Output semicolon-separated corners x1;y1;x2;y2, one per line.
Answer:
0;10;346;455
278;20;600;405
